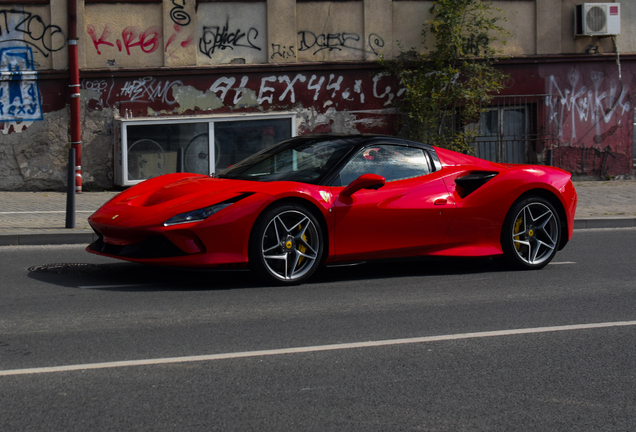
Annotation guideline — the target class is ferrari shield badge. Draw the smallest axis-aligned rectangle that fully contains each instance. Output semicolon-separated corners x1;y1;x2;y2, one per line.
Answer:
319;191;331;203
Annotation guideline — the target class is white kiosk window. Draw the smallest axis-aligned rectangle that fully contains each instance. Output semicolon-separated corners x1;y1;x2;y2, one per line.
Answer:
115;114;295;186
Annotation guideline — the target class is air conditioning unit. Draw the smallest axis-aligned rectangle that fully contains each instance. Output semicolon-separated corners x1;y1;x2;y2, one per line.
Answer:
575;3;620;36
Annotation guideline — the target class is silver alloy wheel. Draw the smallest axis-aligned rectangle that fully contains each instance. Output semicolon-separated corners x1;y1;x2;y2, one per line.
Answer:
510;202;559;265
261;210;320;281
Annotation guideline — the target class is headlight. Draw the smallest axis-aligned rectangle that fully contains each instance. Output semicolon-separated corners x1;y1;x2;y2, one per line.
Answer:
162;193;253;226
163;203;233;226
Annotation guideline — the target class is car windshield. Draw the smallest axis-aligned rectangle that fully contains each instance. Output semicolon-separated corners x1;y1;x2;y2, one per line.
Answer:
217;136;360;184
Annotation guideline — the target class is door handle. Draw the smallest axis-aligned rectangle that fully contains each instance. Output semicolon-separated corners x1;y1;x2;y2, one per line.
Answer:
434;198;448;205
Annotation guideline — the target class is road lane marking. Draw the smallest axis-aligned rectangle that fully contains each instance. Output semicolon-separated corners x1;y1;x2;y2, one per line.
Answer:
549;262;577;265
2;320;635;377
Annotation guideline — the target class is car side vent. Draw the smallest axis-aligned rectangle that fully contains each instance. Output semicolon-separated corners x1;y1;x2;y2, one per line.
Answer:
455;172;498;198
226;192;255;204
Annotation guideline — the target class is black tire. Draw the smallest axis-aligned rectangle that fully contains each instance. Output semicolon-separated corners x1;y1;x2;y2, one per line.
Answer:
501;195;561;270
249;203;324;285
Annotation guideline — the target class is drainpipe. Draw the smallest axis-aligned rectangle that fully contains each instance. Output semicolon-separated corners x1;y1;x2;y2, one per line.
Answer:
68;0;82;192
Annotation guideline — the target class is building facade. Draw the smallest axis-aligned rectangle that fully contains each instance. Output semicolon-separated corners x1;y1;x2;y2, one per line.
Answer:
0;0;634;190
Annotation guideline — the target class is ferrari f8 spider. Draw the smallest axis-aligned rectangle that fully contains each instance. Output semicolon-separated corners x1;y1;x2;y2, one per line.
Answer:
87;134;577;285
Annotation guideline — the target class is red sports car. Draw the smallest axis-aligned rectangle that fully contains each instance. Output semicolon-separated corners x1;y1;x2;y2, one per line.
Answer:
87;134;577;285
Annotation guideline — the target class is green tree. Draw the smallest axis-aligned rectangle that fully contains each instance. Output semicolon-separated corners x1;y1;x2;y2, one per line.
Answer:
384;0;510;153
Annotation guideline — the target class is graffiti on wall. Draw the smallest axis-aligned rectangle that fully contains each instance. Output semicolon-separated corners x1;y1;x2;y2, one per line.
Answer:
121;77;184;104
85;13;383;63
85;2;196;60
271;32;385;60
199;17;261;58
82;71;400;113
0;10;65;57
169;0;191;27
166;0;194;56
87;25;163;56
82;76;183;109
0;47;42;122
270;44;294;60
86;22;193;56
297;31;385;56
545;69;632;144
83;78;113;110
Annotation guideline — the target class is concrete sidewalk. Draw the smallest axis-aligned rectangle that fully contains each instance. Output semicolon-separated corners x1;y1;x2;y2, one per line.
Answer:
1;181;635;246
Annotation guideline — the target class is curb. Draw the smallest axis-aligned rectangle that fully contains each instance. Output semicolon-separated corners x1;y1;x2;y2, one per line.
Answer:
1;218;635;246
573;218;636;229
0;232;98;247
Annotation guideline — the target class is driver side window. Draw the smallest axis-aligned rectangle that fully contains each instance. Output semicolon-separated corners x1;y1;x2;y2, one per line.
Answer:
334;145;431;186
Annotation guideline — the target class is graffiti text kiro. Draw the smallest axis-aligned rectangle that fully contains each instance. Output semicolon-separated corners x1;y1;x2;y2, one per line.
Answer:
121;77;184;104
87;25;194;55
86;25;162;55
546;69;632;143
199;18;261;58
0;10;65;57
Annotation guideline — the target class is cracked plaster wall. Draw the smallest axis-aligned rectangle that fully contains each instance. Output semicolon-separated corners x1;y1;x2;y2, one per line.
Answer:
0;107;115;191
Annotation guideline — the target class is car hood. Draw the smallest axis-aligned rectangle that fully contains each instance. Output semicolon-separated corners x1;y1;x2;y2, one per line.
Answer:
90;174;273;228
133;177;257;207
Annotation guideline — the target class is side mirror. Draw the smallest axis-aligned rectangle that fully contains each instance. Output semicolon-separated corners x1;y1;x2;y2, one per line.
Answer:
340;174;385;198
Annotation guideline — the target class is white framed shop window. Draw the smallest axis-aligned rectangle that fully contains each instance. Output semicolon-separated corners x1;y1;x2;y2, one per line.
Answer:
114;113;296;186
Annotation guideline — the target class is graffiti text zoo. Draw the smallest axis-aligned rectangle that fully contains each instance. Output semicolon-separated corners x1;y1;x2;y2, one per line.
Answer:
0;10;65;57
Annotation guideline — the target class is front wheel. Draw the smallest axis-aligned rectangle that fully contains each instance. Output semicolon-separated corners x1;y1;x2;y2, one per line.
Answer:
501;196;561;269
249;203;324;285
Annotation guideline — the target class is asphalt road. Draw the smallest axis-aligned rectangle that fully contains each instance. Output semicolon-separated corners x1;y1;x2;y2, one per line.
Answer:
1;229;636;431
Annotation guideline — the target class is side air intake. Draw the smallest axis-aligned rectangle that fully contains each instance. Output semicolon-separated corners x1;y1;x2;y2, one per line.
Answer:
455;172;498;198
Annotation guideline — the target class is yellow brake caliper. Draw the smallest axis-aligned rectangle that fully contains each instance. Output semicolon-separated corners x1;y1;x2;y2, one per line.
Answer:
513;215;523;251
297;224;307;267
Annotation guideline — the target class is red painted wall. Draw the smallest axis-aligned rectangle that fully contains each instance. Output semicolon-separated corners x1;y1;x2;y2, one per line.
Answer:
500;58;635;177
24;59;636;178
80;65;401;135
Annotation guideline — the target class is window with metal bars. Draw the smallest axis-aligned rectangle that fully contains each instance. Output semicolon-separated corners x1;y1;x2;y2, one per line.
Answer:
466;95;558;165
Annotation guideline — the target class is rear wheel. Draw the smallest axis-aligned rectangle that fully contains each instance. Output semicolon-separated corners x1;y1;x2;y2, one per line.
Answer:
501;196;561;269
249;203;324;285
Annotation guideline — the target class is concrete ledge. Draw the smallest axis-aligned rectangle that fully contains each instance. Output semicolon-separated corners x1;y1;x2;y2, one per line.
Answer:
0;232;98;246
574;218;636;230
0;235;19;246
